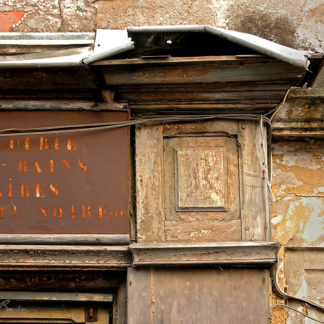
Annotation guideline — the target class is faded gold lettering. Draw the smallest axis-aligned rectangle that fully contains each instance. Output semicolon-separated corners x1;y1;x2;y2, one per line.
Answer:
40;137;44;150
78;160;87;172
18;161;27;172
35;184;46;198
98;205;104;218
53;207;63;218
25;137;30;151
39;206;47;217
62;159;71;170
67;138;77;151
49;184;59;196
8;184;12;197
54;137;59;150
34;161;42;173
13;205;16;217
20;184;30;197
71;205;75;218
23;161;27;172
44;137;49;150
50;160;54;173
0;206;3;218
9;139;14;150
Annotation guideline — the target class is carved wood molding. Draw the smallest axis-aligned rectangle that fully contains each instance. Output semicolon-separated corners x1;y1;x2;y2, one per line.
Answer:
0;245;131;270
130;242;280;267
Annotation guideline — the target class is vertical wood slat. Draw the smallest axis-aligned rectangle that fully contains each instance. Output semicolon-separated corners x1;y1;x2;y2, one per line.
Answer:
136;125;165;243
239;121;268;241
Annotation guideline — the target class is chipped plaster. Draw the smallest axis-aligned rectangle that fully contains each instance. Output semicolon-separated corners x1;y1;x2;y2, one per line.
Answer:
0;0;323;51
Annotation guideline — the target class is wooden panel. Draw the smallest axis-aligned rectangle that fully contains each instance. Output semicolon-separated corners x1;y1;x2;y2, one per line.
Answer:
127;268;270;324
239;121;269;241
0;111;130;235
101;58;304;85
175;147;226;210
164;136;240;242
136;120;269;243
135;125;165;243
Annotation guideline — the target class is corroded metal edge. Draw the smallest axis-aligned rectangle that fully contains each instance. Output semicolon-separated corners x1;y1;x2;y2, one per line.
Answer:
0;245;131;270
130;242;280;267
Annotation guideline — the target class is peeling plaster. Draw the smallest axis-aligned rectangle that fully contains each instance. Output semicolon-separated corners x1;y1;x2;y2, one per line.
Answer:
0;0;322;51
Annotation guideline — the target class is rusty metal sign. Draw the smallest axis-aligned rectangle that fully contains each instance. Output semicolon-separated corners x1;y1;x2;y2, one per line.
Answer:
0;111;129;234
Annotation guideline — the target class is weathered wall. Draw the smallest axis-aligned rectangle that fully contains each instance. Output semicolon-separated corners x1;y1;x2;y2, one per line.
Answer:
0;0;323;51
270;139;324;323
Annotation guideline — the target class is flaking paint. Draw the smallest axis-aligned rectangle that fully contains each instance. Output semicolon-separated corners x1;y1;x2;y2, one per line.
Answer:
0;0;323;51
271;140;324;323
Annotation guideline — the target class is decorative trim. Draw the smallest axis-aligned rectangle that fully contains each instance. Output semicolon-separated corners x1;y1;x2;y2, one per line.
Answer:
0;245;131;270
0;291;113;302
0;234;130;245
130;242;279;267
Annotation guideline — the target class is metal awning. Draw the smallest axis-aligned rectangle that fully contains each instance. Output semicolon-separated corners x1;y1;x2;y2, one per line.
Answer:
0;26;321;69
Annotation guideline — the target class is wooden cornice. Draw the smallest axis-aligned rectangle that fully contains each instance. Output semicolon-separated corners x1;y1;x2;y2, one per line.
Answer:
130;242;279;267
0;242;280;270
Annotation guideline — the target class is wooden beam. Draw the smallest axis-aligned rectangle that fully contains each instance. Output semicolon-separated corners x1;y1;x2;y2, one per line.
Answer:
0;245;131;270
130;242;279;267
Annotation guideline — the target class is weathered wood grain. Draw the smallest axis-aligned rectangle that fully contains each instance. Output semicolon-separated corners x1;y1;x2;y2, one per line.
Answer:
127;268;271;324
239;121;269;241
130;242;279;266
135;125;165;243
0;245;131;270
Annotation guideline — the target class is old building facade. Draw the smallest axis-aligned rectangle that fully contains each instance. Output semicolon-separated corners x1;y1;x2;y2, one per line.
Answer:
0;2;323;323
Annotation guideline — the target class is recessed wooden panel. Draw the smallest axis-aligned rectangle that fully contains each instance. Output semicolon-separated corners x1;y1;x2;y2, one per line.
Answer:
164;135;240;242
175;147;226;211
136;120;269;243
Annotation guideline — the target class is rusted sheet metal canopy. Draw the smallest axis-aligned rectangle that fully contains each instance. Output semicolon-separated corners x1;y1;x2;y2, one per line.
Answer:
0;26;320;69
0;111;129;234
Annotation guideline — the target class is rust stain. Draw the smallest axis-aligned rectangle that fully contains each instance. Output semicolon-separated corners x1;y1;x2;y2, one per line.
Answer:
0;12;26;32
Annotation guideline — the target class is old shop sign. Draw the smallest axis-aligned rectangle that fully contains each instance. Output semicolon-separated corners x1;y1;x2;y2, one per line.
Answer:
0;112;129;235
